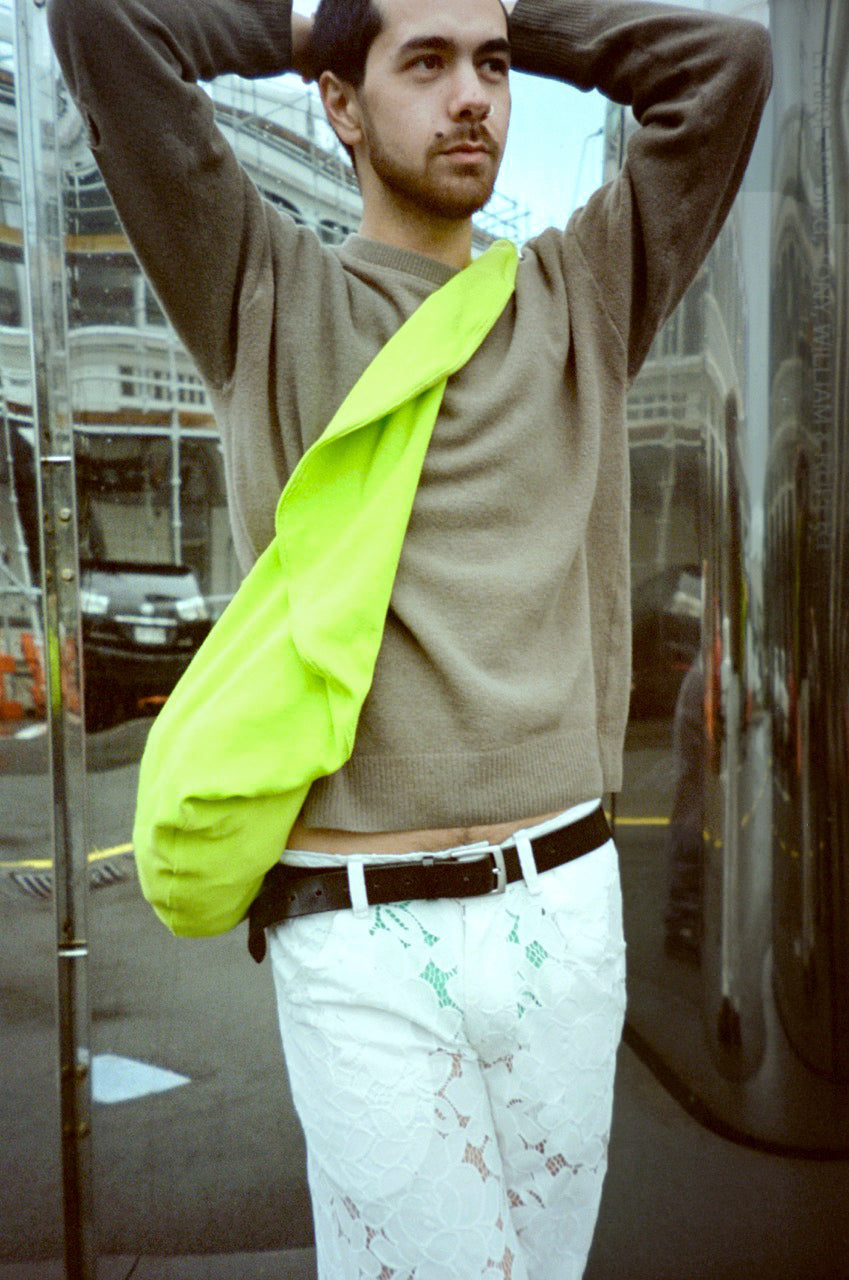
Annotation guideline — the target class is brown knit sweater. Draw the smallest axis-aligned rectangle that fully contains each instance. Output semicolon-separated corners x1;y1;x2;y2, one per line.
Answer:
48;0;772;829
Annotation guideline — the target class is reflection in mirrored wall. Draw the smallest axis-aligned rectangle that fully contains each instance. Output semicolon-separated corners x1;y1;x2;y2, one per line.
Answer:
766;0;849;1087
0;3;66;1261
616;0;849;1153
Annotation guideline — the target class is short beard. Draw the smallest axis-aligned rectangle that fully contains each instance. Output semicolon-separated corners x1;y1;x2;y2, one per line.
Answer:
361;112;500;222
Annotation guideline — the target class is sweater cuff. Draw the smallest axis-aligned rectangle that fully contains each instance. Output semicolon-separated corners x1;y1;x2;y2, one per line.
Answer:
235;0;293;78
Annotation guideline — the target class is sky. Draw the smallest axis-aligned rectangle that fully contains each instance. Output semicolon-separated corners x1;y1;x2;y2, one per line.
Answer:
288;0;608;239
496;72;606;235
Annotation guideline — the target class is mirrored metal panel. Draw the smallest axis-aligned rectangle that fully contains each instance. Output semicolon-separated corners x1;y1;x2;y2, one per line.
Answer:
766;0;849;1086
1;0;89;1264
617;0;849;1152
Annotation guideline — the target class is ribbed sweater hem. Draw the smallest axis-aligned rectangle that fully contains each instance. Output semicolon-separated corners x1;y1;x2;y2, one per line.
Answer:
301;729;614;831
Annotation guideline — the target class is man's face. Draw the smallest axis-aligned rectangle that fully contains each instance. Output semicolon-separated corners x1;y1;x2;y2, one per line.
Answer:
355;0;511;222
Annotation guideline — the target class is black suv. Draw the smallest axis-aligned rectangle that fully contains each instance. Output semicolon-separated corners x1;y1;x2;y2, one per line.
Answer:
80;560;211;729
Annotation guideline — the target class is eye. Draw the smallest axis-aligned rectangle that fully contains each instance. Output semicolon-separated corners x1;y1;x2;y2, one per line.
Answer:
410;53;443;73
480;56;509;79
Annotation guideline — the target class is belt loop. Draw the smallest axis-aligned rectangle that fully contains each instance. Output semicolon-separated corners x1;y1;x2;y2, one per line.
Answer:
347;858;370;917
515;833;543;895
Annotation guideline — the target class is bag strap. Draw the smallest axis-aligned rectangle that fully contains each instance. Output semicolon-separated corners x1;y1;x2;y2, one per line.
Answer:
280;239;519;691
284;238;519;461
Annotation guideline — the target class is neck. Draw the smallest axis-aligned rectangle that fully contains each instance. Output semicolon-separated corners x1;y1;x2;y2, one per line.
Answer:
358;190;474;270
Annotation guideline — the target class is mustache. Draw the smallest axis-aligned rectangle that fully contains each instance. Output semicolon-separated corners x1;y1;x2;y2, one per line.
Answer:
432;125;498;155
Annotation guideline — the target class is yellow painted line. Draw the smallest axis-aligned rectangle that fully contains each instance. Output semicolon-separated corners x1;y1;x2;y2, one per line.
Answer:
0;842;133;873
610;816;670;827
90;842;134;863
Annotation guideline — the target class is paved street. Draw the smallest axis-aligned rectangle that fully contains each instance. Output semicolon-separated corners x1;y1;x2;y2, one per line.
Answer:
1;718;311;1261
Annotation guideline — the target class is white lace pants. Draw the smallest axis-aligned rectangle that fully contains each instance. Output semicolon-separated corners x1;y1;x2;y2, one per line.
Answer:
268;818;626;1280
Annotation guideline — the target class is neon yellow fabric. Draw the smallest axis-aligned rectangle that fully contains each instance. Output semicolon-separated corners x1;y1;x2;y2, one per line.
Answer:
132;240;518;937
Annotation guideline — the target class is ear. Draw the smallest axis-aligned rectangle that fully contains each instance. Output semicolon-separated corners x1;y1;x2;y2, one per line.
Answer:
319;71;364;151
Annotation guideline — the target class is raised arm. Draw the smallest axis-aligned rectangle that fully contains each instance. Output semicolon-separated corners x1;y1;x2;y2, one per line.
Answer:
47;0;298;388
508;0;773;378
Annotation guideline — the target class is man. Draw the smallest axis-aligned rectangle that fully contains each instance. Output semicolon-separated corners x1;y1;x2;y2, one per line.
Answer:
48;0;771;1275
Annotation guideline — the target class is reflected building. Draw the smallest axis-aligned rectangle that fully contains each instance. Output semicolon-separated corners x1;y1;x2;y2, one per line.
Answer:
604;97;750;720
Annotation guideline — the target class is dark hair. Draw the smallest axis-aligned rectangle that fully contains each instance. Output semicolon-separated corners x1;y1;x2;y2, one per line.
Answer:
311;0;384;87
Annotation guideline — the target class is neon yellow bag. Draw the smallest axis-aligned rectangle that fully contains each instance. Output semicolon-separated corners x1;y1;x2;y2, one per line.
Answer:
133;240;518;937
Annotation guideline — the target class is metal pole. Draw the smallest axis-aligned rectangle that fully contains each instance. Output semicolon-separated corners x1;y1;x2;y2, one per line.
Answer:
168;337;182;565
13;0;96;1274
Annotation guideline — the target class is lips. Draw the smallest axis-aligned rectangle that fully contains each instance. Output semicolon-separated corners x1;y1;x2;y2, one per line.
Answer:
441;136;495;159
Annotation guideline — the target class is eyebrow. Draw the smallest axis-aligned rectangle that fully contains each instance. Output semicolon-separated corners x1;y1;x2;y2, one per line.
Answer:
397;35;512;62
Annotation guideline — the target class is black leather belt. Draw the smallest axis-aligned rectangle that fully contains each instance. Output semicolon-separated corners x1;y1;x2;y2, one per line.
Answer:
247;805;611;962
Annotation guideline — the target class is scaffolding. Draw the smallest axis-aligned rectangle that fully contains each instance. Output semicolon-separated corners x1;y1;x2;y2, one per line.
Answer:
207;74;530;247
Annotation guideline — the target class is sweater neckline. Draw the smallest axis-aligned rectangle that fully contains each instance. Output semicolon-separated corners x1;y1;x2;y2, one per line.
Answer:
340;234;460;287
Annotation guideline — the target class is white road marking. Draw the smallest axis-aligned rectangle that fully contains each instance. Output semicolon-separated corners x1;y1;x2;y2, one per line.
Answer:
91;1053;190;1104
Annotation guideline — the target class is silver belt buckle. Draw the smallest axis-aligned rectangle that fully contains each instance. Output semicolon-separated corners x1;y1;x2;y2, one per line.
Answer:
442;841;507;895
486;844;507;894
